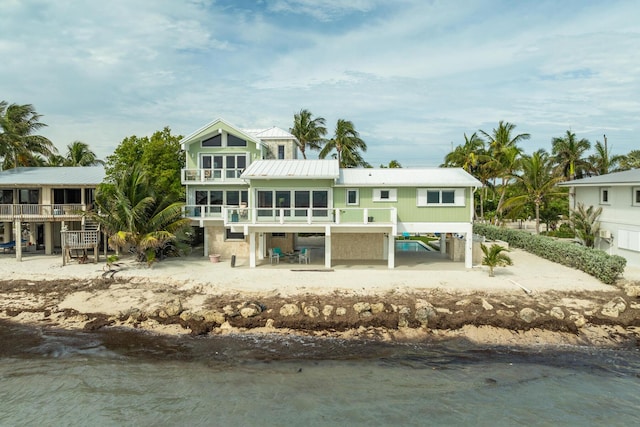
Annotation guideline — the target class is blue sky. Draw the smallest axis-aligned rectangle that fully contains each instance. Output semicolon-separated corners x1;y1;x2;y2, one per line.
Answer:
1;0;638;167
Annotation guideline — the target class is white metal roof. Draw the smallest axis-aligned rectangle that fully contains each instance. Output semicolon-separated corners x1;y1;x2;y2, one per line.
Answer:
0;166;105;186
558;169;640;187
243;127;296;140
337;168;482;187
241;160;339;179
179;118;264;149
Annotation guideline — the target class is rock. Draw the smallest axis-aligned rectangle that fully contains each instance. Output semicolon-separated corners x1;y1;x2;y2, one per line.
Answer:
202;310;226;324
240;304;261;318
335;307;347;316
222;305;236;316
371;302;385;314
455;299;472;306
414;301;436;327
265;319;274;328
519;308;540;323
304;305;320;318
322;305;334;316
601;297;627;318
623;285;640;297
630;302;640;310
279;303;300;317
496;309;514;317
398;306;411;328
569;313;586;327
353;302;371;314
436;308;452;314
481;299;494;311
164;300;183;317
549;307;565;320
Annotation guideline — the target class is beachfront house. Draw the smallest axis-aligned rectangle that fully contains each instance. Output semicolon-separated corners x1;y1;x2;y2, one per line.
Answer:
0;166;105;261
560;168;640;268
181;118;481;268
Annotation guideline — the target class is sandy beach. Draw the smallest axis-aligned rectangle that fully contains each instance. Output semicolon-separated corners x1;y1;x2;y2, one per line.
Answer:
1;249;639;347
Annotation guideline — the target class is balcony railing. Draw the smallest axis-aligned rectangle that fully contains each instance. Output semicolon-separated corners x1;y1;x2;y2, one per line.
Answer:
0;204;86;221
221;207;397;226
181;169;244;184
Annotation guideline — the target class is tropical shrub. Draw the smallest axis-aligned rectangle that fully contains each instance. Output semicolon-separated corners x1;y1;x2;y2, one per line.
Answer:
473;223;626;284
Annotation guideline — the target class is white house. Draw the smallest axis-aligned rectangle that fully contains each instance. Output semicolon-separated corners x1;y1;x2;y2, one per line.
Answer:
560;169;640;267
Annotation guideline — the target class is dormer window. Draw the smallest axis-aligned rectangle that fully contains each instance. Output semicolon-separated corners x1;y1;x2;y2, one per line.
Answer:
202;134;221;147
227;134;247;147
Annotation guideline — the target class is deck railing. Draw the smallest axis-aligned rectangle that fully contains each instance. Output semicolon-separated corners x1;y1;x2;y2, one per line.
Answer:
0;204;86;221
181;169;244;184
61;229;99;250
220;207;397;226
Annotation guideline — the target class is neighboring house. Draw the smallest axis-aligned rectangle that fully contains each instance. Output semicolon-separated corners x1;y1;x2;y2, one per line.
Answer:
181;118;481;268
560;169;640;268
0;166;105;261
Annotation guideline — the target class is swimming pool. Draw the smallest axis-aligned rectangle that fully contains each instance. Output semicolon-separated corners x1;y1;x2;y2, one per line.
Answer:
395;240;434;252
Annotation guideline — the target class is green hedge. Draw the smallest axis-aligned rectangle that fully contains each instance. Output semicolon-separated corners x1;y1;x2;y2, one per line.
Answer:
473;224;626;285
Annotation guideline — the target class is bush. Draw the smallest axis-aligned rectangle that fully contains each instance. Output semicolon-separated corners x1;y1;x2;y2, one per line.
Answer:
473;223;626;284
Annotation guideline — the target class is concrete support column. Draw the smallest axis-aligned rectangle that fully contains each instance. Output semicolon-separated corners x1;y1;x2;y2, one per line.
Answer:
387;232;395;269
258;232;264;260
465;225;473;269
44;222;53;255
249;232;256;268
3;222;11;243
324;226;332;269
440;233;447;255
203;227;208;257
15;220;21;262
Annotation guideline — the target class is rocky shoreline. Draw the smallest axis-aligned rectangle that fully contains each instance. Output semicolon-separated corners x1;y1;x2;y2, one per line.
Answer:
2;276;639;348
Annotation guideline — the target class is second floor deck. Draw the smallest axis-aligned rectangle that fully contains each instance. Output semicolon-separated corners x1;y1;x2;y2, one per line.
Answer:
0;204;89;221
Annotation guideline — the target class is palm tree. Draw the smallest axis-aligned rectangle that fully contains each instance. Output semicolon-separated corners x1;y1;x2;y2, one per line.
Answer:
380;160;402;168
551;130;591;181
64;141;104;166
481;243;513;277
503;149;565;234
0;102;57;169
569;203;602;248
480;121;530;222
588;140;623;175
442;132;487;174
319;119;368;168
91;164;190;265
290;109;327;159
618;150;640;171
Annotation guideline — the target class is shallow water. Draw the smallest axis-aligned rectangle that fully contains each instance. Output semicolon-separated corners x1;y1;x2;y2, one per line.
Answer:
1;320;640;426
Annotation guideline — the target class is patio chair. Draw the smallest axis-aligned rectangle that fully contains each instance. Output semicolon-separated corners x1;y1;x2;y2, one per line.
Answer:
269;248;281;265
298;248;310;264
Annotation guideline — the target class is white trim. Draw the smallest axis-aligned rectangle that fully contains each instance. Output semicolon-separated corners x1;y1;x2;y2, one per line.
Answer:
600;187;610;205
346;188;359;206
417;188;465;207
633;187;640;207
373;188;397;202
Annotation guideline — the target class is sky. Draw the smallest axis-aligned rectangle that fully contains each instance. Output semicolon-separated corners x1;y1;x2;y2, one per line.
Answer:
1;0;638;167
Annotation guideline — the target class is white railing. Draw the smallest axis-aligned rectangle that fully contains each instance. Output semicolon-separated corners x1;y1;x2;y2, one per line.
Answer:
221;207;397;226
0;204;85;220
61;229;99;250
181;169;244;183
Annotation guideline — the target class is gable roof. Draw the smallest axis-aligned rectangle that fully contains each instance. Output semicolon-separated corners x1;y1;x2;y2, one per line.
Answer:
558;169;640;187
241;160;339;180
179;117;263;149
337;168;482;187
0;166;105;186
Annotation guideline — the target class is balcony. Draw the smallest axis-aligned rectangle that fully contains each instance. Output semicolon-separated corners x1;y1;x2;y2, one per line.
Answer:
221;207;397;226
0;204;87;221
181;169;245;184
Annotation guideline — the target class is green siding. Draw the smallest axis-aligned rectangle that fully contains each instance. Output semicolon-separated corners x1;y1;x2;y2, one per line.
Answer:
334;187;471;223
184;122;262;169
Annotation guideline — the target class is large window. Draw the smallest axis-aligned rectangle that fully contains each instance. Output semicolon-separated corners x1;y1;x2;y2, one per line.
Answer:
227;134;247;147
257;189;329;218
200;154;246;179
19;189;39;204
0;190;13;204
417;189;464;206
202;134;222;147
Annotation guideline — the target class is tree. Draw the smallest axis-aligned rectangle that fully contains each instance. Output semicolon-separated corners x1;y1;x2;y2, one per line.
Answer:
64;141;104;166
588;140;623;175
0;102;57;169
480;121;530;222
481;243;513;277
569;203;602;248
319;119;368;168
442;132;487;174
105;127;184;200
290;109;327;159
551;130;591;181
91;164;191;265
380;160;402;168
503;150;565;234
618;150;640;171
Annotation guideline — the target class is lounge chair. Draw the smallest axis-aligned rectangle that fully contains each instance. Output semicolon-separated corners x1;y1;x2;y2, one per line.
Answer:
269;248;281;264
298;248;310;264
0;240;16;252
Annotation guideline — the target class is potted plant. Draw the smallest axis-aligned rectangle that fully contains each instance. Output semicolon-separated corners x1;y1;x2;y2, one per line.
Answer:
209;254;221;263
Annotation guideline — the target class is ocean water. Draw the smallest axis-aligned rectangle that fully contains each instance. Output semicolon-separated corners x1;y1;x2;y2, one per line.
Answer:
1;320;639;426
